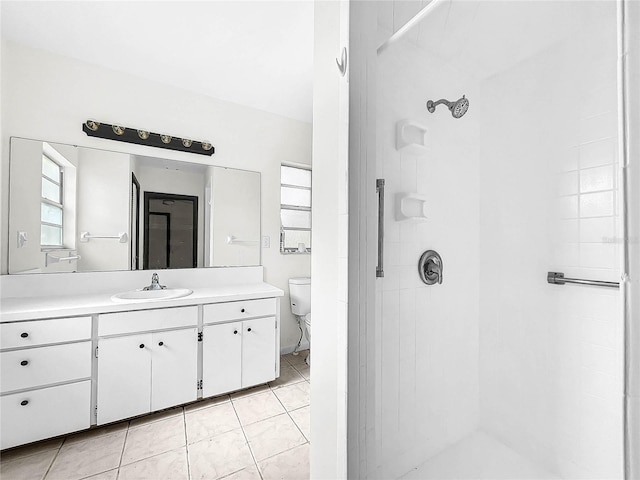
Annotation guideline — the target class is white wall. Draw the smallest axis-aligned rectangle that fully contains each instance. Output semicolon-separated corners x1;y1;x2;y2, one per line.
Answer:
311;1;349;478
0;40;311;352
76;148;130;272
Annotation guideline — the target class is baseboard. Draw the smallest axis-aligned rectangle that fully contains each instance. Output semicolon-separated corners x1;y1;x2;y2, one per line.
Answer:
280;341;310;355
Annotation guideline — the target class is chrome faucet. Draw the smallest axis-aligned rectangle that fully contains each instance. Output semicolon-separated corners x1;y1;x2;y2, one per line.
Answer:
143;273;166;291
418;250;443;285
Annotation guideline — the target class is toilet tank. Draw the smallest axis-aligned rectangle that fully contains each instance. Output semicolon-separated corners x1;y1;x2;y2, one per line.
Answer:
289;277;311;315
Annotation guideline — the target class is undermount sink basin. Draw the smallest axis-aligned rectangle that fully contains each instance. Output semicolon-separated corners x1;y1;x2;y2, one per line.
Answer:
111;288;193;302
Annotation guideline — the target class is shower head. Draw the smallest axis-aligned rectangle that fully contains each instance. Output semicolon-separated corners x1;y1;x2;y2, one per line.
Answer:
426;95;469;118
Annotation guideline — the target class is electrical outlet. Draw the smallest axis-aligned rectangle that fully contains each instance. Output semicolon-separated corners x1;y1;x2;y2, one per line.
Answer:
261;236;270;248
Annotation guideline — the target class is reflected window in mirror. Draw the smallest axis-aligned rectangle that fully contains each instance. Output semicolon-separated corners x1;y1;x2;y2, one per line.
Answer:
40;145;65;247
280;164;311;254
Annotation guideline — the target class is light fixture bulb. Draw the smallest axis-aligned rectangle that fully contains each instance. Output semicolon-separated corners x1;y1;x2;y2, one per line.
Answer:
137;130;150;140
112;125;125;135
201;142;212;151
86;120;100;131
160;134;172;144
182;139;192;148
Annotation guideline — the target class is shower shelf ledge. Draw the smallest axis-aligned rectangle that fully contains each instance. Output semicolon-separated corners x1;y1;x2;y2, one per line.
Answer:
396;120;428;155
396;193;428;222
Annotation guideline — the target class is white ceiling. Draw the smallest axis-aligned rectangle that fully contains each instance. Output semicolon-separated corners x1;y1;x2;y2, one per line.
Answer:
1;1;314;123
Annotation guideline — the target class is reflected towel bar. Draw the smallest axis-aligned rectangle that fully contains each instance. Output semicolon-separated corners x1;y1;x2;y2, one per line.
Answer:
547;271;619;289
80;232;128;243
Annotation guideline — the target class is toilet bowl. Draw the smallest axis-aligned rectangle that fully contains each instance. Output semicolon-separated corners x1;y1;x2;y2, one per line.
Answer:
289;277;311;366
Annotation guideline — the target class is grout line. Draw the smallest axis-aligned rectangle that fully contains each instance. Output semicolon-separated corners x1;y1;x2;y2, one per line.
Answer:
182;407;192;480
114;421;130;480
229;394;264;480
40;440;63;480
268;382;309;443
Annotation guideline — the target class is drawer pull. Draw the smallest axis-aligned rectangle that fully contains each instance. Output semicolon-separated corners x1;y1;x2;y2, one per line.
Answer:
247;327;252;332
20;400;29;406
233;330;238;335
241;308;246;313
139;344;145;349
20;332;29;338
20;360;29;366
158;341;164;346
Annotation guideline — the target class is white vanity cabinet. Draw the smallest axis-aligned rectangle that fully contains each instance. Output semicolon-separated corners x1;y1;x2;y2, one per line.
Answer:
0;316;92;449
202;299;278;398
96;306;198;425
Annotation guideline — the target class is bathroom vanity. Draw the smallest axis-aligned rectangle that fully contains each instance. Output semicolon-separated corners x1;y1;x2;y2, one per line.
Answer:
0;270;283;450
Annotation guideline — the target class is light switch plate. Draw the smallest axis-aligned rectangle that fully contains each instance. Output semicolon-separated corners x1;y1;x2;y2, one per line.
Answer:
17;231;27;248
262;236;270;248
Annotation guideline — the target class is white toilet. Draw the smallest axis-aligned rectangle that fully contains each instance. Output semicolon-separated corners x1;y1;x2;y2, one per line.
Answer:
288;277;311;366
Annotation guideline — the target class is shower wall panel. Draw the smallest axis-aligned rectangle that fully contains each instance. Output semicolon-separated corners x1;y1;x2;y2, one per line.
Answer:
376;35;481;479
478;3;624;478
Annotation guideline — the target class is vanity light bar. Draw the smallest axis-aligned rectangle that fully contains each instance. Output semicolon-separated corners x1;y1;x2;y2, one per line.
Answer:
82;120;215;156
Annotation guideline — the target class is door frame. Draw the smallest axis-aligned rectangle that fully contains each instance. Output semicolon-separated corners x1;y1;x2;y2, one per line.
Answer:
143;192;198;269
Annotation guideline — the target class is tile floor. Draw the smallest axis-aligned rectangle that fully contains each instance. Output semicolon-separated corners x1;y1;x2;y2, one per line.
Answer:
0;351;310;480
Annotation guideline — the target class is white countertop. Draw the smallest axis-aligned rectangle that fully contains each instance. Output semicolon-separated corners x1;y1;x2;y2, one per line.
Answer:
0;283;284;322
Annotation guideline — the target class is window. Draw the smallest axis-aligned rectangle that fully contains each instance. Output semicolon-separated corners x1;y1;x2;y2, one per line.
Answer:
41;152;64;247
280;164;311;253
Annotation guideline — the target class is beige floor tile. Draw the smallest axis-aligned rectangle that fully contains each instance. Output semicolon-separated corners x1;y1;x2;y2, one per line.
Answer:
258;443;310;480
184;395;230;413
121;415;186;466
46;431;126;480
186;402;241;444
243;414;306;462
0;437;63;464
118;447;188;480
293;364;310;381
219;465;261;479
65;422;128;445
188;429;254;480
229;384;270;400
80;469;118;480
0;449;57;480
288;406;310;442
129;406;183;429
269;363;305;389
273;382;310;412
283;351;308;367
232;391;285;426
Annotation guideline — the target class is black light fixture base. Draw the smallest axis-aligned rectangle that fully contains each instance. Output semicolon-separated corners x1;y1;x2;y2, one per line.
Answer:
82;121;215;156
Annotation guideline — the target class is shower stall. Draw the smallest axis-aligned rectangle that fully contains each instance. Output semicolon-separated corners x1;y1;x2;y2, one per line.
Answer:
348;1;639;479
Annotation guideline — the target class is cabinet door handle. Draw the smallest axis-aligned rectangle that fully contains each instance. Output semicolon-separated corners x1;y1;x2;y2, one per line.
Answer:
20;332;29;338
247;327;252;332
233;330;238;335
139;344;145;349
158;341;164;346
20;400;29;406
20;360;29;366
241;308;245;313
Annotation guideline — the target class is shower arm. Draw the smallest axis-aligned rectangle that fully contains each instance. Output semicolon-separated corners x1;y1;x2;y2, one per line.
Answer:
426;99;454;113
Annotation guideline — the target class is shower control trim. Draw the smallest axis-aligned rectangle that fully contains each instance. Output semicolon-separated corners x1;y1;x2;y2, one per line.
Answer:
419;250;443;285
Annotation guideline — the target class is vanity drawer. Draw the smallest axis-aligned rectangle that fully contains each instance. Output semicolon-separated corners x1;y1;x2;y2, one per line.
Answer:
203;298;276;324
1;342;92;393
1;380;91;450
0;316;91;350
99;306;198;336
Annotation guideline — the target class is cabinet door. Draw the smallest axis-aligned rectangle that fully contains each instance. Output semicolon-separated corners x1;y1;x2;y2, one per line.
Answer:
203;322;242;397
151;328;198;411
97;334;152;425
242;317;277;388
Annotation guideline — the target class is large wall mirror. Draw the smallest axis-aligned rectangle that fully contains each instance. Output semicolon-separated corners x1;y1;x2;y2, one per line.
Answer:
7;137;261;274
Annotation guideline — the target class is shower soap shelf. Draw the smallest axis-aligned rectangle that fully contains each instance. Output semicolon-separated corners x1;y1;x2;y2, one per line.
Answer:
396;120;428;155
396;193;428;222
